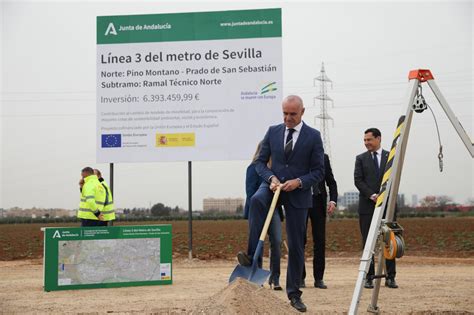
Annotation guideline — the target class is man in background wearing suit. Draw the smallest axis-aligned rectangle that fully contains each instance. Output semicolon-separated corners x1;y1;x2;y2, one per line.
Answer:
301;153;338;289
237;95;325;312
354;128;398;289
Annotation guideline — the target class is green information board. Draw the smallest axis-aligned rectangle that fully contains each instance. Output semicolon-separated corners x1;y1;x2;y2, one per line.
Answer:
96;8;281;44
42;225;172;291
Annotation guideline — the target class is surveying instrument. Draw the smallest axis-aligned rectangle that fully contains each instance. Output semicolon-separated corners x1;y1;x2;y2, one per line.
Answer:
349;69;474;314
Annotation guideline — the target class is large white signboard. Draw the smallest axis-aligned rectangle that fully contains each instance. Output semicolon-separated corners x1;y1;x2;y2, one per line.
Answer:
96;9;282;162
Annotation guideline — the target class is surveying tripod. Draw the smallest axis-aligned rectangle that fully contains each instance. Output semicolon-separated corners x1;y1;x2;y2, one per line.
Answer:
348;69;474;314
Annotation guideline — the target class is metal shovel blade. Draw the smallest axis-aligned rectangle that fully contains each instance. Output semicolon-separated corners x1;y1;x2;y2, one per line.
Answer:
229;240;270;286
229;187;281;286
229;264;270;286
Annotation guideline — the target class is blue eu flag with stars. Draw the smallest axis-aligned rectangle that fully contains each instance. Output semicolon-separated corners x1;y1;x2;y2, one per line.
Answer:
101;134;121;148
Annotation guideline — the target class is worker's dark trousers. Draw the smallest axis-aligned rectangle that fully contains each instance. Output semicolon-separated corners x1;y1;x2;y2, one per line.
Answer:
247;188;307;299
302;195;326;282
81;219;107;227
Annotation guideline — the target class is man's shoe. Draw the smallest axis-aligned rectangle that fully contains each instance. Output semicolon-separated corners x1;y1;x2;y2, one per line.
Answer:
314;279;328;289
385;278;398;289
300;280;306;288
269;280;283;291
364;279;374;289
236;251;251;266
290;296;307;313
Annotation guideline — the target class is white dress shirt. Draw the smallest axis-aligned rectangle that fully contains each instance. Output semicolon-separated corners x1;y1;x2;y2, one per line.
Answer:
284;121;303;149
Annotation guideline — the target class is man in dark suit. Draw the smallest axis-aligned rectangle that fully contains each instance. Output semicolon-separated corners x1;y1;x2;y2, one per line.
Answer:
237;95;325;312
354;128;398;289
301;153;338;289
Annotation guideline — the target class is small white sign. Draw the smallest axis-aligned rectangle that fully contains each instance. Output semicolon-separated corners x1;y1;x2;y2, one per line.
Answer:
160;263;171;280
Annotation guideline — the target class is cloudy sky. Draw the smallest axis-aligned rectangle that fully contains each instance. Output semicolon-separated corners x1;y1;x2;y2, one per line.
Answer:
1;0;472;210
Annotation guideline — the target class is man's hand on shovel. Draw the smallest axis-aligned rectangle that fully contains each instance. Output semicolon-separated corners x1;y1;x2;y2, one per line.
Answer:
280;179;301;192
269;176;281;192
270;176;302;192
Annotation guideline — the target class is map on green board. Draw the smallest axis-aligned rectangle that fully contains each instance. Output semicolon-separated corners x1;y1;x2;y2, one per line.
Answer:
42;225;172;291
58;238;170;285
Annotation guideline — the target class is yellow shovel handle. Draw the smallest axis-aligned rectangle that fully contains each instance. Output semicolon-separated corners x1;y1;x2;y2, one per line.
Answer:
258;185;281;242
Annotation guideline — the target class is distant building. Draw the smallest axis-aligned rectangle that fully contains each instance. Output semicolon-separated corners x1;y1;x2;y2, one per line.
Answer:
411;194;418;207
6;208;75;218
203;198;244;213
339;191;359;207
339;191;409;208
397;194;406;207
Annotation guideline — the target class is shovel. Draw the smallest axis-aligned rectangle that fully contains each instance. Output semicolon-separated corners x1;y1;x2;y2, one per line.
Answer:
229;185;281;285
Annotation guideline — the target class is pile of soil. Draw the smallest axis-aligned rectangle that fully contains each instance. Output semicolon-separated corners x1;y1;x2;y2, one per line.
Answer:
192;278;299;314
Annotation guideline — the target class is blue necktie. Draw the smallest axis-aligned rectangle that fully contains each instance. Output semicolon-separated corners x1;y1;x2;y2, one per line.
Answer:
373;151;380;178
285;129;295;160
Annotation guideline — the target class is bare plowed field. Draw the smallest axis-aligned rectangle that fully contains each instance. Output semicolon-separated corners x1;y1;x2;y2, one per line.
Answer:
1;217;473;261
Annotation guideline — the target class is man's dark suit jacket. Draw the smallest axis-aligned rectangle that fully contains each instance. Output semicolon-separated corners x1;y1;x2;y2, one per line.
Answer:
314;154;338;203
256;122;325;208
354;150;389;215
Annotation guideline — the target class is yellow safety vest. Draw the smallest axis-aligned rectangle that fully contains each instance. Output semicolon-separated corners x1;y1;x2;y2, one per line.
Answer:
77;175;106;220
100;180;115;221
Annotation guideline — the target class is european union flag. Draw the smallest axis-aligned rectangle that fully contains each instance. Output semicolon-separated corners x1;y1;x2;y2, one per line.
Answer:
101;134;121;148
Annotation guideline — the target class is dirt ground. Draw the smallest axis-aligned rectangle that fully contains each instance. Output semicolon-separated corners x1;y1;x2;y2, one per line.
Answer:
0;256;473;314
2;218;473;261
